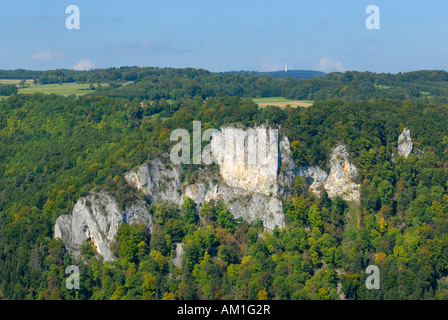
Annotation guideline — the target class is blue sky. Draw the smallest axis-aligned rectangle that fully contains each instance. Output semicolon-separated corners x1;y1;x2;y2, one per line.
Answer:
0;0;447;73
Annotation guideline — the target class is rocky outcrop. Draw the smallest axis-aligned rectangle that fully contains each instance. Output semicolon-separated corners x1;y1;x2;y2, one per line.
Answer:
124;158;183;205
278;136;359;202
392;128;422;162
124;201;155;231
298;166;329;193
183;177;285;230
210;126;279;196
124;129;361;233
125;127;287;231
278;136;328;194
324;145;360;203
55;126;363;262
397;128;413;159
54;192;154;261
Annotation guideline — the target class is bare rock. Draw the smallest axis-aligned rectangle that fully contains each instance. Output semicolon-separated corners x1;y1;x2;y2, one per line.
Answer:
210;125;280;196
397;128;413;159
54;192;153;261
324;145;360;203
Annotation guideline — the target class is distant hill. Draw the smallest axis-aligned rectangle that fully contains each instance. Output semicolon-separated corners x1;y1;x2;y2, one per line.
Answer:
87;68;448;103
219;69;326;79
1;67;448;103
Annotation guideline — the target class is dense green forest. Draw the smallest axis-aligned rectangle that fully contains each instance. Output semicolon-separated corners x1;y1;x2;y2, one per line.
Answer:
0;84;18;96
84;69;448;103
0;67;448;300
2;68;448;103
0;67;324;86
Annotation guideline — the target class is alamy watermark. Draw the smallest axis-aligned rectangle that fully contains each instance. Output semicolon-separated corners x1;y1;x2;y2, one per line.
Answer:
365;265;380;289
64;4;378;30
66;5;80;30
64;5;378;31
65;265;80;290
366;5;380;30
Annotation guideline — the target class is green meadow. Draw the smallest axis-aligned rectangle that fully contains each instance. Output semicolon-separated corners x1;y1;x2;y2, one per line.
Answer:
0;79;110;97
252;97;314;108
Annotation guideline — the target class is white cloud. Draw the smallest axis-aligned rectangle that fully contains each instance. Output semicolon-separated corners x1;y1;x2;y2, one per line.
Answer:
72;59;95;71
318;57;344;72
29;50;63;62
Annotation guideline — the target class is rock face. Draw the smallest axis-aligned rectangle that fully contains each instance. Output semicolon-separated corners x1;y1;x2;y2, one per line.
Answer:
125;126;286;231
277;135;328;194
124;129;361;231
183;179;285;231
210;126;279;196
397;128;413;159
124;158;183;205
278;136;359;203
55;125;362;261
124;201;155;231
298;166;329;193
323;145;360;203
54;192;154;261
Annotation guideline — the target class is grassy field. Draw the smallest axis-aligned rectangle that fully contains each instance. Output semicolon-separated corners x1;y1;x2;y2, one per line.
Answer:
0;79;110;97
252;97;313;108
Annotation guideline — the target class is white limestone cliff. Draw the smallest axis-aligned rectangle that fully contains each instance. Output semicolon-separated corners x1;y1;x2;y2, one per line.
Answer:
125;126;286;231
54;192;154;261
397;128;413;159
278;136;359;203
124;158;183;205
55;126;363;262
323;145;360;203
210;126;279;196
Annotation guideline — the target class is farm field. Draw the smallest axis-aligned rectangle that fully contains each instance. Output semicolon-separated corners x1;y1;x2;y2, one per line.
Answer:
0;79;110;97
252;97;313;108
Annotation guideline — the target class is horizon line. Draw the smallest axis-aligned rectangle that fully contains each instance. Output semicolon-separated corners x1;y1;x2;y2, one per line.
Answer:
0;66;447;76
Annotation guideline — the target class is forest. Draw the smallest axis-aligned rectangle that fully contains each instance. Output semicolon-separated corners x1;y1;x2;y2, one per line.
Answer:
86;69;448;103
0;67;324;86
2;68;448;103
0;67;448;300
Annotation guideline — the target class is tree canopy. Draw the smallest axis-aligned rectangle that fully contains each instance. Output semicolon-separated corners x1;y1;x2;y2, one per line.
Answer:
0;67;448;300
